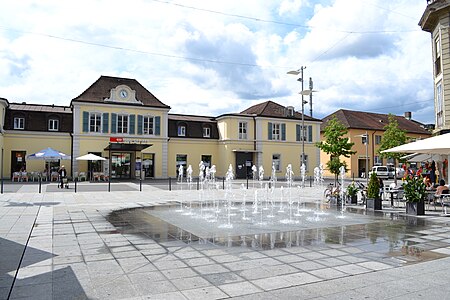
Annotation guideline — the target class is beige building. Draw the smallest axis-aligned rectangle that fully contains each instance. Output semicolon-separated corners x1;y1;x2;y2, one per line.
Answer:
320;110;431;178
0;76;322;181
420;0;450;135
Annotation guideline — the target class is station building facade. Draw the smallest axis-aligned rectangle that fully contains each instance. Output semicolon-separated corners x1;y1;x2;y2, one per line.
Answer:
0;76;322;180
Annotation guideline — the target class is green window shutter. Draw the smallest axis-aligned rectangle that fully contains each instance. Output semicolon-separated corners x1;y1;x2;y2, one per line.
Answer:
102;113;109;133
129;114;136;135
281;123;286;141
82;111;89;132
111;113;117;134
296;124;300;141
268;122;272;140
155;116;161;136
308;125;313;142
137;115;143;135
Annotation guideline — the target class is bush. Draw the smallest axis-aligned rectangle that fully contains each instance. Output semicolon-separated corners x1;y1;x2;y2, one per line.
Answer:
402;175;426;203
346;182;358;196
367;172;380;199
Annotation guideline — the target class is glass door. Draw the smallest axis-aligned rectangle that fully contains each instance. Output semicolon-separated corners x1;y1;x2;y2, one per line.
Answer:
111;152;131;179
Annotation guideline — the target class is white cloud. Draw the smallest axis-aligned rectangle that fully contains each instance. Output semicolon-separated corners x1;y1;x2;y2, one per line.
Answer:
0;0;435;124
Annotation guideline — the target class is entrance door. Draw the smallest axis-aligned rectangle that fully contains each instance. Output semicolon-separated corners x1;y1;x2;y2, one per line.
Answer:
142;153;154;178
111;152;131;179
235;152;253;179
11;151;26;174
88;152;103;180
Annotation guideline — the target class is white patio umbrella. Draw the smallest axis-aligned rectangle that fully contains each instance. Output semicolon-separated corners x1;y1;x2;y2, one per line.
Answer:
401;153;444;163
75;153;106;181
381;132;450;155
75;153;106;161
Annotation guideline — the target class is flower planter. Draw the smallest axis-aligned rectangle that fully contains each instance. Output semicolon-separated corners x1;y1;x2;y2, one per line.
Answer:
366;198;382;210
406;201;425;216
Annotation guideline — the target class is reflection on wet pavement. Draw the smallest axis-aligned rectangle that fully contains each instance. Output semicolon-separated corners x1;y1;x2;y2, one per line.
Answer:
107;203;450;265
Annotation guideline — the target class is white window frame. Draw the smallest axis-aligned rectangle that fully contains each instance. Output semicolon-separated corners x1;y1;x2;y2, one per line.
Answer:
178;125;186;137
117;114;128;134
272;123;281;141
203;127;211;138
299;125;313;142
90;113;102;133
143;116;154;135
437;81;443;128
48;119;59;131
375;135;382;145
272;154;281;172
14;117;25;130
239;121;247;140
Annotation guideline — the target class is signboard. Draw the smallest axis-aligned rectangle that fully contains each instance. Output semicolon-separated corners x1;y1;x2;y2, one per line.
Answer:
110;137;150;144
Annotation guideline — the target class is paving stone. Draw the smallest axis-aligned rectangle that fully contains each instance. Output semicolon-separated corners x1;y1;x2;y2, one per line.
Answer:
219;281;262;297
162;267;198;279
203;272;245;286
251;276;293;291
181;286;228;300
171;276;212;290
192;263;229;275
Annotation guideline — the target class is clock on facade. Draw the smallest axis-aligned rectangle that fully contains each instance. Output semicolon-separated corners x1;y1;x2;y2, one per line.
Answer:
119;89;128;98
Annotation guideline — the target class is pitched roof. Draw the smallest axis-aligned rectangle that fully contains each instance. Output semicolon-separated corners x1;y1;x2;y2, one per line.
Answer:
9;103;72;114
239;100;321;122
321;109;431;135
71;76;170;109
169;114;216;123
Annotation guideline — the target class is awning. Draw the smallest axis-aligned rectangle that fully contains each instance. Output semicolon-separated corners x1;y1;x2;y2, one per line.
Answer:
232;149;260;153
104;143;152;151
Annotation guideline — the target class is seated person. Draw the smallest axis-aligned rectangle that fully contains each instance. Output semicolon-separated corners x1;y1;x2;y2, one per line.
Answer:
424;176;434;190
435;179;449;196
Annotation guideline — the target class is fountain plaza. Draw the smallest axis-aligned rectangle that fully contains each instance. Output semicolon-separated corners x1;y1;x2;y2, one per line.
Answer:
1;163;450;299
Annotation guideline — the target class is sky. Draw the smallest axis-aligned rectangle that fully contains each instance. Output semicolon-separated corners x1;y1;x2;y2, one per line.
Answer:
0;0;435;124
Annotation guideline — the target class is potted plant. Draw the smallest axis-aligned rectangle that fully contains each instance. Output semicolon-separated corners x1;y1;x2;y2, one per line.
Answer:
366;172;382;210
402;175;426;215
346;182;359;204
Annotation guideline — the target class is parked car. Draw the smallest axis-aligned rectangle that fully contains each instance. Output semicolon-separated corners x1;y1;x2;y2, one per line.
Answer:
369;166;389;178
388;166;405;179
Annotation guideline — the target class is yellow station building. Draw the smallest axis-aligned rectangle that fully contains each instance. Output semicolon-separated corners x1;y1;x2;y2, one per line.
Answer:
0;76;322;181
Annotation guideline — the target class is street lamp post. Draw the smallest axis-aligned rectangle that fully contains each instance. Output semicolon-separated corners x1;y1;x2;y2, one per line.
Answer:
287;67;307;167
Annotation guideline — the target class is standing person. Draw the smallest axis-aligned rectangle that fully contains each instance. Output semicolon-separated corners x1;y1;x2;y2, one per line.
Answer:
430;161;436;184
58;165;67;188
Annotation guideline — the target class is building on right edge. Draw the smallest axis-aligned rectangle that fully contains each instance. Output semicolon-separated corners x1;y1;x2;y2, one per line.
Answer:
320;110;431;179
419;0;450;135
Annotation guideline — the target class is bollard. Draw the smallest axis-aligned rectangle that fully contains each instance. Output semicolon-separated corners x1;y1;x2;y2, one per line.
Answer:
169;177;172;191
39;175;41;193
310;175;312;187
140;178;142;192
197;177;199;190
74;177;77;193
222;177;225;190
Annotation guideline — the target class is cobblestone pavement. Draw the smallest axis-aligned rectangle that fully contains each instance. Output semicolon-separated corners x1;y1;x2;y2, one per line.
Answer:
1;182;450;299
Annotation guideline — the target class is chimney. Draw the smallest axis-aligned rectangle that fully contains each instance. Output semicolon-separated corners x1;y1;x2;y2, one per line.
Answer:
404;112;412;120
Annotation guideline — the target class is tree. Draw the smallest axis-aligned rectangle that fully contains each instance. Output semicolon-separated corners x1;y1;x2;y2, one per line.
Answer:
316;116;356;184
378;114;407;185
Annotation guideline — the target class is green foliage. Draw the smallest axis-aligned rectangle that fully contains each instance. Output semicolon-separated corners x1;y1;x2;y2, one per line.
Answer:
346;182;359;196
378;114;407;161
402;175;426;203
316;116;355;182
326;157;347;178
316;116;356;158
367;172;380;199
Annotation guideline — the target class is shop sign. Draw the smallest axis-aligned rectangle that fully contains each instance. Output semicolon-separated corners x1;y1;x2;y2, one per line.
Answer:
110;137;150;144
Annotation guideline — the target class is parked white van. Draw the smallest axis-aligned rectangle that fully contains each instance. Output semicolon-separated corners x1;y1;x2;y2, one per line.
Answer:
369;166;389;178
